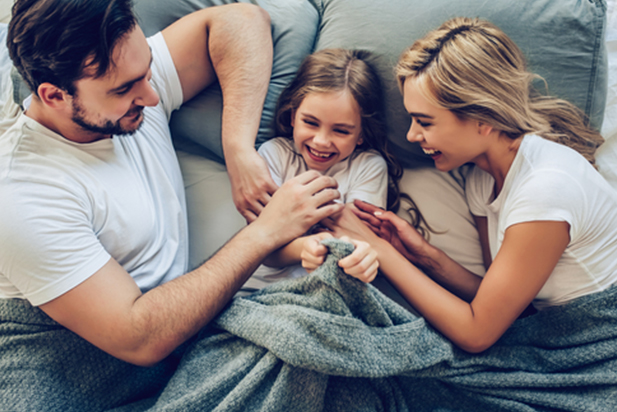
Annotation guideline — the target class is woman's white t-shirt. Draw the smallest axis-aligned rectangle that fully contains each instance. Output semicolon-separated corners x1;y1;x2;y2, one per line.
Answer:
466;134;617;309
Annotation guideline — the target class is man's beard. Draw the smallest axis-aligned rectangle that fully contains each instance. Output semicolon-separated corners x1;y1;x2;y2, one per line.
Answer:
71;98;145;137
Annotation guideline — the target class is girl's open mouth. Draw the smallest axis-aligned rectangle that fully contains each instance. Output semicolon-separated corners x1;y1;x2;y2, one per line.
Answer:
307;146;335;161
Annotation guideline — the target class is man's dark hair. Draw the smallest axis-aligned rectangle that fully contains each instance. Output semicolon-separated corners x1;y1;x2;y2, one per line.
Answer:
7;0;137;96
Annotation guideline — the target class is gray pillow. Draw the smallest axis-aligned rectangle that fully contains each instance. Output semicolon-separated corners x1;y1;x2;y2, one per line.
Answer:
310;0;608;168
133;0;319;162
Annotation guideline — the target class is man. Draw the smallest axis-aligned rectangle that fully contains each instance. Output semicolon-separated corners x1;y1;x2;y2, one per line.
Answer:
0;0;341;387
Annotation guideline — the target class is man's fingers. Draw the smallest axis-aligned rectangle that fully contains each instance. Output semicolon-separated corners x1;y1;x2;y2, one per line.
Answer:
242;209;259;224
291;171;339;197
311;189;342;210
291;169;324;185
314;203;345;223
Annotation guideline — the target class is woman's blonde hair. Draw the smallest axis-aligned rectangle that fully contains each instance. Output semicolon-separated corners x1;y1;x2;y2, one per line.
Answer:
395;17;604;164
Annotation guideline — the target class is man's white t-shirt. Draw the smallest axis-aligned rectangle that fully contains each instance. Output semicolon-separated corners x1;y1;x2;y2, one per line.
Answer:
466;134;617;309
242;137;388;291
0;33;188;306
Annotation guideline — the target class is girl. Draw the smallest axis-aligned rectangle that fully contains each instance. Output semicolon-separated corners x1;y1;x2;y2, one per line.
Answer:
243;48;419;292
328;17;617;353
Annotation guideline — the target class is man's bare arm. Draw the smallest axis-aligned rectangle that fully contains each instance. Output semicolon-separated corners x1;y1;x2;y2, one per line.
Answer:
162;4;278;222
39;172;343;366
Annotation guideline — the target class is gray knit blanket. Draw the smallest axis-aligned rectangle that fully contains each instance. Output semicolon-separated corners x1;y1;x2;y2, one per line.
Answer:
2;238;617;411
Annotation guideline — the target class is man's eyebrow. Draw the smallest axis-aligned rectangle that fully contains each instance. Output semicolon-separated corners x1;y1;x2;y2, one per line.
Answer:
108;51;153;95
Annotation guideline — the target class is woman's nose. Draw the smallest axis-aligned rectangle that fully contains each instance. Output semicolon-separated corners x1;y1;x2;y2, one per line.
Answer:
407;124;423;143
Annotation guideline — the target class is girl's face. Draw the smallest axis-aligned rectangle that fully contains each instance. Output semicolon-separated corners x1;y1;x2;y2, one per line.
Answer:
403;79;489;172
292;90;363;172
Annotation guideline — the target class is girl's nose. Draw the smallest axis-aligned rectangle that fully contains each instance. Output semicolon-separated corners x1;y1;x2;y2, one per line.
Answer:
313;129;331;146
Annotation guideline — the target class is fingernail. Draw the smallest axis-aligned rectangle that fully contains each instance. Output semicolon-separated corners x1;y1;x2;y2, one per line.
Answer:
374;211;383;216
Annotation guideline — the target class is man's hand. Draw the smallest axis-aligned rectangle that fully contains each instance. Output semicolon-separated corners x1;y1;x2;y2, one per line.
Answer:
227;148;278;222
163;3;275;222
252;170;344;248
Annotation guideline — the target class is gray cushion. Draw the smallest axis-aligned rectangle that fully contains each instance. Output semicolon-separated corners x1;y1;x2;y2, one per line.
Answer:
310;0;608;168
133;0;319;162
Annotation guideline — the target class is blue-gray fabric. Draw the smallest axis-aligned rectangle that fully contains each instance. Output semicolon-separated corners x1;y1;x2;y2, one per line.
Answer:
1;238;617;411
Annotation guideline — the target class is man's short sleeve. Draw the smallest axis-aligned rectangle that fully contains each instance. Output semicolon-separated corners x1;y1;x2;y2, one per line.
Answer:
0;180;111;306
147;32;184;118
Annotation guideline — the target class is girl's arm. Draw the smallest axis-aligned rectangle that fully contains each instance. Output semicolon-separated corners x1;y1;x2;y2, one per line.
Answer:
262;231;336;268
329;205;570;353
262;236;315;268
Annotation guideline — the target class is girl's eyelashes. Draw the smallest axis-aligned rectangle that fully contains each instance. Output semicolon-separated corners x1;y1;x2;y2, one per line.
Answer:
300;117;353;135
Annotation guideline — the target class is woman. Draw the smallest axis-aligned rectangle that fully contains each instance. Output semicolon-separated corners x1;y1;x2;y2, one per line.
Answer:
327;16;617;354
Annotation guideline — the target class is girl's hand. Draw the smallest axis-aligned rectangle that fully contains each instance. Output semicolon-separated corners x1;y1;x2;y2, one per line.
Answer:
337;236;379;283
301;232;333;273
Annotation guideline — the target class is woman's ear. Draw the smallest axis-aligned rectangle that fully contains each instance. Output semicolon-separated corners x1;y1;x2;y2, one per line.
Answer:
477;121;494;137
37;83;70;110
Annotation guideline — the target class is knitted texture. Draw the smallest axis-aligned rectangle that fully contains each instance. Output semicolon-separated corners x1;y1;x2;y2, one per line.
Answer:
2;238;617;411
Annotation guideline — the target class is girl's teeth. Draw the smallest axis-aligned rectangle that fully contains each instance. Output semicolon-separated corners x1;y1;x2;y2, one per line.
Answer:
309;147;332;158
423;148;439;155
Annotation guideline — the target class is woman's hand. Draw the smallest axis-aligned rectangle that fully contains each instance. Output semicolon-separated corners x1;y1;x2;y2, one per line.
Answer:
322;203;380;244
328;200;434;270
351;200;432;267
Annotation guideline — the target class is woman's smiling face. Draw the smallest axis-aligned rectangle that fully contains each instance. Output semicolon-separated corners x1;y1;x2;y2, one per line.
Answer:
403;78;488;172
292;90;363;172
